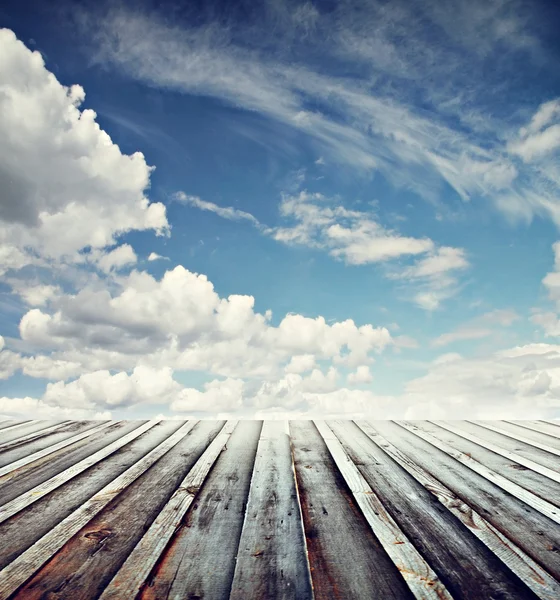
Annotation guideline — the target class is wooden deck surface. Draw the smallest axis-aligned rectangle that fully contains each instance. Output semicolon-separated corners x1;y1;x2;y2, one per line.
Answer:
0;419;559;599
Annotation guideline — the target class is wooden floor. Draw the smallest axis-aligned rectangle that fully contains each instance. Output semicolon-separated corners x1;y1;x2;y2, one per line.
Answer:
0;420;559;599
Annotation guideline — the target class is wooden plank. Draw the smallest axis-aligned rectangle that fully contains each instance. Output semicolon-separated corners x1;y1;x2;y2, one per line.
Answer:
397;421;560;524
98;421;239;600
0;421;62;447
0;421;181;571
0;421;114;479
469;421;560;457
291;420;415;600
492;421;560;450
229;421;313;600
405;421;560;510
510;421;560;440
138;420;262;600
356;421;560;600
541;420;560;428
0;421;31;433
433;421;560;483
0;419;203;600
379;421;560;580
0;419;160;524
0;421;72;453
315;420;453;600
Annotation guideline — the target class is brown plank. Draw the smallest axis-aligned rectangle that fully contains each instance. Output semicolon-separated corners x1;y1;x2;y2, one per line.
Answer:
229;421;313;600
9;420;225;600
290;420;415;600
139;420;262;600
330;420;540;600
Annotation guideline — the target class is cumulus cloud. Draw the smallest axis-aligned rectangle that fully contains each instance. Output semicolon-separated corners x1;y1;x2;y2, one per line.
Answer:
0;28;168;273
14;265;392;382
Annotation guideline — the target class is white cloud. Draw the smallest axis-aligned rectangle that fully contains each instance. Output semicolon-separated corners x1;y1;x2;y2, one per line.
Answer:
0;28;168;270
510;100;560;161
347;365;373;384
175;192;263;228
96;244;137;273
14;265;392;382
147;252;169;261
431;309;519;347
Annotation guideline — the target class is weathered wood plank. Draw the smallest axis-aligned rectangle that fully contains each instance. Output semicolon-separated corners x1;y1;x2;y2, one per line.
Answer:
0;421;114;479
435;421;560;481
398;421;560;524
0;421;182;570
291;420;415;600
99;421;239;600
229;421;313;600
467;421;560;457
139;420;262;600
356;421;558;600
510;421;560;440
0;419;160;524
377;421;560;580
0;421;72;453
0;421;62;446
405;421;560;510
491;421;560;451
0;421;29;433
316;420;453;600
0;419;207;600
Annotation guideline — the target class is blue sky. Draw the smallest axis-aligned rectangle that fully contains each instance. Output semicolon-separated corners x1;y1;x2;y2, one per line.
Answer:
1;0;560;419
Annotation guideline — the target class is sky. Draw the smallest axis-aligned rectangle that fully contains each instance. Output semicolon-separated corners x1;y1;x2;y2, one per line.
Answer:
1;0;560;420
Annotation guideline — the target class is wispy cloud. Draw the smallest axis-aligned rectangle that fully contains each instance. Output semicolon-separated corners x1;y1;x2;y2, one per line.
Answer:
178;188;469;309
77;2;558;223
431;308;519;347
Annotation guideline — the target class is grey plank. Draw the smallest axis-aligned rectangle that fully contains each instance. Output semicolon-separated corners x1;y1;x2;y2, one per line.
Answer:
0;421;105;469
0;421;184;570
0;421;113;478
0;421;62;446
494;421;560;451
0;421;29;432
414;421;560;509
0;422;72;452
357;421;560;600
373;421;560;580
229;421;313;600
330;420;540;600
316;421;452;600
138;420;262;600
0;421;142;506
5;421;224;600
99;421;239;600
0;420;160;524
441;421;560;474
290;420;415;600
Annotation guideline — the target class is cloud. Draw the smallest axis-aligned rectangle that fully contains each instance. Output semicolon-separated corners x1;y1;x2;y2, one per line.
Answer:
347;365;373;384
179;189;468;309
96;244;138;273
147;252;169;261
402;343;560;419
431;308;519;347
175;192;264;228
14;265;392;382
0;28;168;273
509;100;560;161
